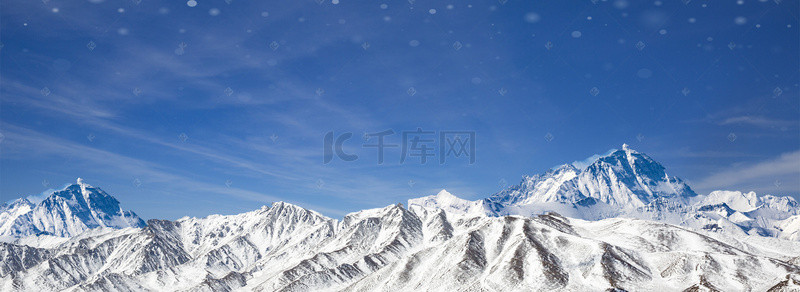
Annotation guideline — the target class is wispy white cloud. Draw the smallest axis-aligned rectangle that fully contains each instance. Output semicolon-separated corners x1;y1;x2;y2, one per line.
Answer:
1;79;117;120
718;116;796;128
2;78;317;181
693;150;800;196
669;148;763;159
0;123;349;217
570;148;617;170
2;70;427;215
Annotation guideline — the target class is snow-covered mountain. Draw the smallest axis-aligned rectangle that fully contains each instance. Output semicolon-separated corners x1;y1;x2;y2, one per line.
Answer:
484;144;698;219
0;178;145;240
1;199;798;291
476;145;800;241
688;190;800;240
408;189;486;218
1;146;799;291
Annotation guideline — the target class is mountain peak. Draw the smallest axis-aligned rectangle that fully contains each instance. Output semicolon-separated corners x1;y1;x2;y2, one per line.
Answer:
0;180;145;239
487;144;697;217
75;177;95;189
618;143;643;154
436;189;455;199
408;190;486;217
9;197;33;207
269;201;309;213
552;163;579;173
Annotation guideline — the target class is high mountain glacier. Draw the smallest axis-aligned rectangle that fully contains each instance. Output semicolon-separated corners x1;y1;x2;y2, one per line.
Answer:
1;145;798;291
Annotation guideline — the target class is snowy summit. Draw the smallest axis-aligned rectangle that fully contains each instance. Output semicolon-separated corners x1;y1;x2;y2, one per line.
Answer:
0;178;145;239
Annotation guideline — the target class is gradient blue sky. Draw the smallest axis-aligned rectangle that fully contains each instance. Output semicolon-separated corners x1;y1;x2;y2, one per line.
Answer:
1;0;798;219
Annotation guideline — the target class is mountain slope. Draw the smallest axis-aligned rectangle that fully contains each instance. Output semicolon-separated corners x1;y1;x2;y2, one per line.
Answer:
1;197;797;292
0;178;145;240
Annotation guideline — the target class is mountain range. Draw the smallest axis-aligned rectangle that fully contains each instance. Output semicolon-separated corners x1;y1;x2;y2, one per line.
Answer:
1;145;798;291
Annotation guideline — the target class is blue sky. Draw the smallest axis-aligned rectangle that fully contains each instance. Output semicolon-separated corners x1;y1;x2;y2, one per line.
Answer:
1;0;798;219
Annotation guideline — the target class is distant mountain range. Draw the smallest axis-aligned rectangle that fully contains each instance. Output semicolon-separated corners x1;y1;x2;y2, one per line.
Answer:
1;145;798;291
